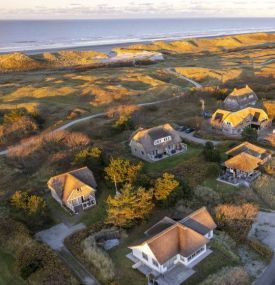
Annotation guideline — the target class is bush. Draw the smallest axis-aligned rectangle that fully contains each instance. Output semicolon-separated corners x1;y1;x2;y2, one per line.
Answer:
199;266;250;285
242;126;258;142
246;239;273;261
8;130;90;173
202;142;221;163
214;203;258;241
194;186;221;206
253;175;275;209
82;236;115;283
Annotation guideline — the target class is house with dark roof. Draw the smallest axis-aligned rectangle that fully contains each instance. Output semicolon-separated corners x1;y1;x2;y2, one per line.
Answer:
218;142;271;186
127;207;216;284
129;124;187;162
47;167;97;213
223;85;258;111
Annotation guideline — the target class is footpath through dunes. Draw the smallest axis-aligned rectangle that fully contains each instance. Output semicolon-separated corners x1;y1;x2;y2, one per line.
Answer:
114;32;275;54
0;72;202;157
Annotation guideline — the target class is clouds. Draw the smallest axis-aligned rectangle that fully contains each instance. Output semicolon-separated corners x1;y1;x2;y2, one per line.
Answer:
0;0;274;19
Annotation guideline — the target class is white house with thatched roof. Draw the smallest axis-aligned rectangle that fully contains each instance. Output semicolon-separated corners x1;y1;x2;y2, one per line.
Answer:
224;85;258;111
129;124;187;162
47;167;97;213
127;207;216;284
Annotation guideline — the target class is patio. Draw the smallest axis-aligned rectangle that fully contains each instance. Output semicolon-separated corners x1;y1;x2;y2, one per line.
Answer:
218;171;261;187
127;249;213;285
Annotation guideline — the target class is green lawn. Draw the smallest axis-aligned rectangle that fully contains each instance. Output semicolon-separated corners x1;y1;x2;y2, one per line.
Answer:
203;177;238;195
184;243;239;285
144;146;202;174
0;249;25;285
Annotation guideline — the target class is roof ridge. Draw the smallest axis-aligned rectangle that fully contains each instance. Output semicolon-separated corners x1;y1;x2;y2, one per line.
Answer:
180;207;207;223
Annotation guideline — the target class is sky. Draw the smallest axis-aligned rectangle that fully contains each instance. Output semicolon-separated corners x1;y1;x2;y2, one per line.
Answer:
0;0;275;19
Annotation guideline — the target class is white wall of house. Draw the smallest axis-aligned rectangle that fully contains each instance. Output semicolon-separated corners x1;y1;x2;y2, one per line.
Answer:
132;243;208;274
132;245;162;273
50;188;63;206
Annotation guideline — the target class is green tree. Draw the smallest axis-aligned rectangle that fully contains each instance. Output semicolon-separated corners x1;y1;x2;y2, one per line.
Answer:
106;184;153;227
153;173;180;201
105;158;142;188
202;141;221;163
242;126;258;143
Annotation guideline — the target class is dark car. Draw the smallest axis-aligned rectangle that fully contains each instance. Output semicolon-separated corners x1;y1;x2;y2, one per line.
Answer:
185;128;195;133
179;126;187;132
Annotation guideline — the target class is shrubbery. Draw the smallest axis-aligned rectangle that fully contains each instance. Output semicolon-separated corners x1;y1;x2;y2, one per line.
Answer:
7;130;90;172
247;239;273;261
199;266;250;285
0;218;78;285
214;203;258;241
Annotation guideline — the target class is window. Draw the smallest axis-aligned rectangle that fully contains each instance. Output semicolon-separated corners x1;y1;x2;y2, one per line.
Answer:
152;259;158;267
142;252;148;261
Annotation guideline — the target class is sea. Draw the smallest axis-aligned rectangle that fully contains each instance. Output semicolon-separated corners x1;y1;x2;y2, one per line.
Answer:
0;18;275;54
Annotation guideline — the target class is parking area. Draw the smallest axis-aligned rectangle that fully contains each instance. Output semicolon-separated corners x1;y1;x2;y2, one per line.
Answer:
249;211;275;250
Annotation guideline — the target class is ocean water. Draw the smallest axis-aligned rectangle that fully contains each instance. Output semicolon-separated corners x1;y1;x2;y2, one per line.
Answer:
0;18;275;54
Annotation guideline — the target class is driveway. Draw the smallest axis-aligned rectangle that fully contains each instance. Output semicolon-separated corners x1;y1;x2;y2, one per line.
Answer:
178;131;220;146
36;223;99;285
249;211;275;285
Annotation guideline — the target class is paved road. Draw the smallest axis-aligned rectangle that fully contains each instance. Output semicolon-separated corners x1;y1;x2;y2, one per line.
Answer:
253;256;275;285
178;131;220;146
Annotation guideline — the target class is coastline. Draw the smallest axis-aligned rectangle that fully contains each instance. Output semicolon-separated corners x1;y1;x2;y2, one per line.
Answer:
1;29;275;56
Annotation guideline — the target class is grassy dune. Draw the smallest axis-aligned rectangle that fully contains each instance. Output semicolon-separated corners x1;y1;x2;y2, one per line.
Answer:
117;32;275;54
0;50;107;72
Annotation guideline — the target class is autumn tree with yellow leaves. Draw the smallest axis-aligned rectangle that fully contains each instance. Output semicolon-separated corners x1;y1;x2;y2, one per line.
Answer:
105;184;154;227
105;158;142;190
153;172;180;201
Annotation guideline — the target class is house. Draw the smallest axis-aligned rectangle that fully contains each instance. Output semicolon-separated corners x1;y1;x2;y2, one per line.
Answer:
218;142;271;186
226;141;272;163
47;167;97;213
223;85;258;111
211;107;270;136
127;207;216;284
129;123;187;162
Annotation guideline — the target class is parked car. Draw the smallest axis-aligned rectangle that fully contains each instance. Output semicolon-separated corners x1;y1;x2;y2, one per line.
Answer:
185;128;195;133
179;126;187;132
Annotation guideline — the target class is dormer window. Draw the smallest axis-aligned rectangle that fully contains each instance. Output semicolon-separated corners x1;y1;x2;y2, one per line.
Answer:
154;136;172;146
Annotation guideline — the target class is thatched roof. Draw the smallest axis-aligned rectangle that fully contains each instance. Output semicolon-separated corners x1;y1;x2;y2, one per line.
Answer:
226;141;268;161
224;152;262;172
229;85;256;97
180;207;217;235
48;167;97;203
130;123;181;152
130;207;215;264
211;107;269;128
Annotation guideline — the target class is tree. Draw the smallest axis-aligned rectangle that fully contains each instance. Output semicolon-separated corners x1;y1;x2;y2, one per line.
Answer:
72;146;104;168
105;158;143;188
105;184;153;227
113;115;134;132
153;173;180;201
202;142;221;163
11;191;46;215
242;126;258;143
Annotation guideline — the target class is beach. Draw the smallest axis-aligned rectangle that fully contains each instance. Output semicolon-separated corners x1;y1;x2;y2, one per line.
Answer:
1;18;275;55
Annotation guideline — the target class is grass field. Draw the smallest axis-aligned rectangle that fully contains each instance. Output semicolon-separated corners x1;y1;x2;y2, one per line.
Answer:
0;249;25;285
